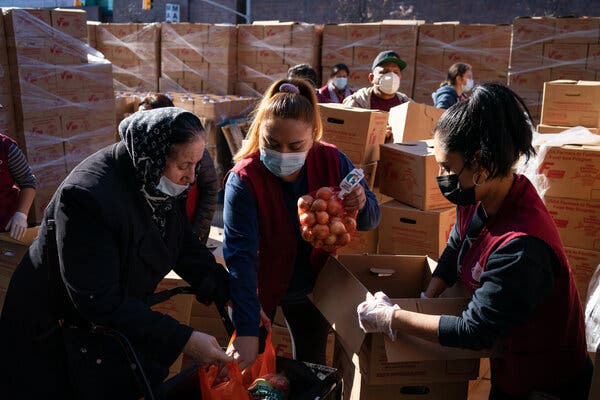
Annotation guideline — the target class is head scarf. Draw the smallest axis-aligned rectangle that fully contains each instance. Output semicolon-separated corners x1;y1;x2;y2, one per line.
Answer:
118;107;200;235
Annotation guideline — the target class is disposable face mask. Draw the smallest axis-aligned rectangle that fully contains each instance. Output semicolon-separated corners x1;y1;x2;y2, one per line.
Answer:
260;147;308;177
377;72;400;95
436;167;476;206
156;175;189;197
462;78;474;92
333;77;348;90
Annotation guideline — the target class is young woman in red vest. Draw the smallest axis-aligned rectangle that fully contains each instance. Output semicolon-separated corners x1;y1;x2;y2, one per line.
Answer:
0;132;36;240
357;83;592;399
224;78;381;370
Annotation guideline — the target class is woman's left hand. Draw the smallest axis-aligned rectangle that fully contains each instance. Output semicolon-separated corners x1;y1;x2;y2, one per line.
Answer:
344;184;366;213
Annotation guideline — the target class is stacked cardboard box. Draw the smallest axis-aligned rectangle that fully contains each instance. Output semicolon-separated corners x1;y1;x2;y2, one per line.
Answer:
378;105;454;260
537;144;600;302
236;22;320;96
313;255;486;400
508;17;600;122
321;21;419;98
538;80;600;133
0;228;38;313
160;23;237;95
413;23;511;104
0;13;16;139
93;23;160;92
3;8;116;223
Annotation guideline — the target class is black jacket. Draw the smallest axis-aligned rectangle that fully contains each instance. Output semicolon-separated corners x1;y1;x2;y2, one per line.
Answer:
190;149;219;244
0;142;227;398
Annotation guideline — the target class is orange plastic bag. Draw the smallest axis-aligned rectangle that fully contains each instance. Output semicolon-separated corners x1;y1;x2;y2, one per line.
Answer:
228;328;277;388
199;361;249;400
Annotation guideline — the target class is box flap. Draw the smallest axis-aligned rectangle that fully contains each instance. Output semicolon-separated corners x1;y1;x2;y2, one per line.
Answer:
312;256;369;356
0;226;39;246
383;298;492;362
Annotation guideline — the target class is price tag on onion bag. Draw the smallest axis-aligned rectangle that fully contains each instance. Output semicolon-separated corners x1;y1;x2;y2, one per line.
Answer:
338;168;365;198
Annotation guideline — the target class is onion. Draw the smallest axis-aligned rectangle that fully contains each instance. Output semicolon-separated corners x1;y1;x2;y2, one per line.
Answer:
297;195;314;211
311;199;327;212
316;211;329;225
343;216;357;233
324;234;337;245
312;224;330;239
329;219;346;235
299;212;316;227
316;187;333;200
326;198;343;216
336;233;351;246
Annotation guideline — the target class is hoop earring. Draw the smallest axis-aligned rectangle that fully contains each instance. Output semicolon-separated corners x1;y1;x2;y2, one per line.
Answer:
472;171;487;186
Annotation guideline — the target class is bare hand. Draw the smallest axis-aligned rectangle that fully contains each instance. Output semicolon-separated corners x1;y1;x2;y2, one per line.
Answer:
226;335;258;371
344;184;366;213
182;331;232;367
385;124;393;139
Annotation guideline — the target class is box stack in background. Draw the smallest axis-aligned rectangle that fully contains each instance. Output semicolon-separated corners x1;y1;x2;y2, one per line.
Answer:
160;23;237;95
236;22;320;96
313;255;485;400
92;22;160;91
3;8;115;223
537;143;600;303
378;103;454;260
508;17;600;123
321;21;419;97
0;13;16;139
413;23;511;104
538;80;600;133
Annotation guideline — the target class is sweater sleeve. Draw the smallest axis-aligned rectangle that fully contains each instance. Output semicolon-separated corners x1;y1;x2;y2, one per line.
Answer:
338;151;381;231
55;184;192;364
7;143;36;189
437;236;556;350
190;149;218;244
223;172;261;337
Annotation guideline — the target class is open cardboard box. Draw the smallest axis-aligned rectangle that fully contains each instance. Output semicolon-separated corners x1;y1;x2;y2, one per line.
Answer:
313;255;489;367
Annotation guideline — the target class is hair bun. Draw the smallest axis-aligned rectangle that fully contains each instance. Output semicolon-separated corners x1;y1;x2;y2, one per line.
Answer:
279;83;300;94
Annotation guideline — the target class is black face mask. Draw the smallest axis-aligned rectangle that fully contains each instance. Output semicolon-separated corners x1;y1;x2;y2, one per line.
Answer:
436;166;477;206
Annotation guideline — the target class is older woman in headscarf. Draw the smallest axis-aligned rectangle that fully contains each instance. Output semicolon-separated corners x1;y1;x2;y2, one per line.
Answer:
0;108;232;399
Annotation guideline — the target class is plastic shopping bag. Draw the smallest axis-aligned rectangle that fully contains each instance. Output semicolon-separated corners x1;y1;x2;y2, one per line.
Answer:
199;361;249;400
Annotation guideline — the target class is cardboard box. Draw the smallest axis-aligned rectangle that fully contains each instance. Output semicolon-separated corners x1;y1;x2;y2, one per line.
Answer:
588;44;600;71
319;103;388;164
322;46;353;67
554;17;600;44
540;80;600;128
536;124;599;134
357;161;377;190
0;230;37;313
512;17;556;44
564;246;600;303
380;22;419;46
545;196;600;251
51;9;87;41
418;24;456;46
377;201;455;260
347;24;380;45
538;144;600;200
337;228;379;255
3;8;52;39
271;323;335;367
543;43;588;65
550;66;596;81
388;102;444;143
313;254;485;384
378;141;452;210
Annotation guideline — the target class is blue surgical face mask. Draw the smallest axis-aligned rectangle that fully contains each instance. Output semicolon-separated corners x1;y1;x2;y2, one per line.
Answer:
260;147;308;177
333;77;348;90
156;175;189;197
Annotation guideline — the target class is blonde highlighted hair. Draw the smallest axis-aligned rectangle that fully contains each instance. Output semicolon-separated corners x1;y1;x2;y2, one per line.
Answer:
234;78;323;162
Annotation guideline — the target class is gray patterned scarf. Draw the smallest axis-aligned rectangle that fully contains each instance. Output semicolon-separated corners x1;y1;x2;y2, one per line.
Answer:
118;107;192;235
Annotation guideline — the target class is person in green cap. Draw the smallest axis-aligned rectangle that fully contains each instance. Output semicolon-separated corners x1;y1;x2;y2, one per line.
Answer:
343;50;411;141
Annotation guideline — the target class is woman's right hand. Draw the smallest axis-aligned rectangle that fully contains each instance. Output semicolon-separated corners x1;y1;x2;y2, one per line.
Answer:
183;331;233;367
424;276;449;299
227;336;258;370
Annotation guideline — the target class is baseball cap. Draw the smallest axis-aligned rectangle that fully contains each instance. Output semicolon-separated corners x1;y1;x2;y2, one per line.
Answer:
372;50;407;71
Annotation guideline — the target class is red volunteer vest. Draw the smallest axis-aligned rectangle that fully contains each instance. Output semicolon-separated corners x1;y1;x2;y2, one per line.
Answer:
231;142;341;313
185;182;198;222
0;134;20;229
456;174;587;396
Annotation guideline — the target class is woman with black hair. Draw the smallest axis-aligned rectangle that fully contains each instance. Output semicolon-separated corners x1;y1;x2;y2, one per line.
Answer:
0;108;232;399
358;83;592;399
431;62;473;109
318;63;354;103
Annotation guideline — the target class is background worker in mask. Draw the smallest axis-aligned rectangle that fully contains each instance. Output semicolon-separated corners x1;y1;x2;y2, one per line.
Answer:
357;84;592;400
223;78;380;371
432;62;474;109
343;50;411;142
318;63;354;103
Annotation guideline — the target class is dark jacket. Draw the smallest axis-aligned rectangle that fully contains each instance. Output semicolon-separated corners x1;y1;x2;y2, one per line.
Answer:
432;84;459;109
0;142;227;399
188;148;218;244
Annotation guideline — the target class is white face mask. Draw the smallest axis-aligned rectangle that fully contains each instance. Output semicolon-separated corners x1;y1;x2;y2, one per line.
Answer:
332;77;348;91
376;72;400;95
260;147;308;177
462;78;474;92
156;175;189;197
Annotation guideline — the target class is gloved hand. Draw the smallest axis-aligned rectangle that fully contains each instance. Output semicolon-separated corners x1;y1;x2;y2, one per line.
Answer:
5;211;27;240
357;291;400;341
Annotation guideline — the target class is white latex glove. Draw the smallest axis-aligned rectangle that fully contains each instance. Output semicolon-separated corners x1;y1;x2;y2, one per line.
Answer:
357;291;400;341
5;211;27;240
